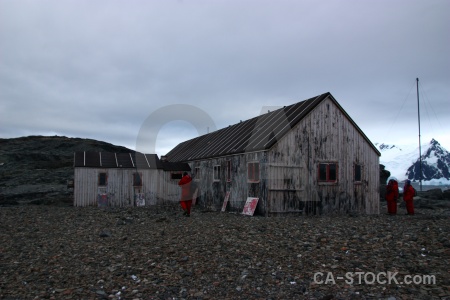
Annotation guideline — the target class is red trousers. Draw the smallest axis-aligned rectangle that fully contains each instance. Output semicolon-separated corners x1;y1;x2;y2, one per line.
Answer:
387;200;397;215
180;200;192;215
405;200;414;215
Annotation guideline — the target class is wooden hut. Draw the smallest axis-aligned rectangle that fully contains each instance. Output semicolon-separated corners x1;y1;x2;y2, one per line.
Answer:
73;152;190;207
165;92;381;215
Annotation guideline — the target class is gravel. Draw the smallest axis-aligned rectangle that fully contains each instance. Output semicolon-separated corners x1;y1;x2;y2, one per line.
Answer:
1;205;449;300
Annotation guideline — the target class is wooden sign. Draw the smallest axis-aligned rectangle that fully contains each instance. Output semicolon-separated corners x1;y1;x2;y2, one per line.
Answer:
135;193;145;207
242;197;259;216
98;193;108;207
221;191;230;212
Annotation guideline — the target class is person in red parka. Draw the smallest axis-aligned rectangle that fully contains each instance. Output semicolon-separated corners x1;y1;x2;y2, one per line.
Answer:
385;178;399;215
403;179;415;215
178;172;193;217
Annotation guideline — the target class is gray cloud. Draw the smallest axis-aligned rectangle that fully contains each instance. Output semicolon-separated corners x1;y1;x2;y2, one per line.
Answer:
1;0;449;155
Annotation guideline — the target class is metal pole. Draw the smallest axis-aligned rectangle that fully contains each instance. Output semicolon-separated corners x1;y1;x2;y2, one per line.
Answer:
416;78;423;191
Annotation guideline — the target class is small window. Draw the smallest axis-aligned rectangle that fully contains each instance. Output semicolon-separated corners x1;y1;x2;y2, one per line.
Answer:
248;162;260;182
171;173;183;180
354;164;362;182
194;167;201;180
133;173;142;187
318;163;338;183
226;160;232;182
98;173;107;186
213;165;221;181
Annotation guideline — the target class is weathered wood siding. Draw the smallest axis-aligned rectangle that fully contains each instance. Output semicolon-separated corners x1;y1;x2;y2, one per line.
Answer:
74;168;169;207
156;170;183;204
186;98;379;216
268;98;379;214
189;152;269;214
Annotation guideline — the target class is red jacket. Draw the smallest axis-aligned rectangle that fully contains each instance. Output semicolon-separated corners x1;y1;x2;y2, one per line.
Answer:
178;175;192;201
403;184;415;201
385;180;399;202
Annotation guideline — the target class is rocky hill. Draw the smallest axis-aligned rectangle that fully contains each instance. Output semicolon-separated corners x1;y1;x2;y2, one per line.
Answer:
0;136;132;206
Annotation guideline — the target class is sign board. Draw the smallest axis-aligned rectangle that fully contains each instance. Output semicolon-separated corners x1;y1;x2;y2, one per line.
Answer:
97;187;108;207
192;188;198;205
242;197;259;216
98;193;108;207
221;191;231;212
134;193;145;207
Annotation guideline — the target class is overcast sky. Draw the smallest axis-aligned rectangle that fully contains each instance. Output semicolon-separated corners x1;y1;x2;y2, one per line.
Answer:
1;0;449;156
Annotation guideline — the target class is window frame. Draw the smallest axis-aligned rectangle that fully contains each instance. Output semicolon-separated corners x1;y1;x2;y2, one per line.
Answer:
213;165;221;182
98;172;107;186
170;172;183;180
226;160;232;182
317;162;338;184
247;162;260;183
354;164;362;183
133;172;143;187
194;166;201;181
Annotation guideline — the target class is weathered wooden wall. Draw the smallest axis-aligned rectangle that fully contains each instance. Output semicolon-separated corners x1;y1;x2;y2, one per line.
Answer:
74;168;181;207
189;152;269;214
268;98;379;215
187;98;379;215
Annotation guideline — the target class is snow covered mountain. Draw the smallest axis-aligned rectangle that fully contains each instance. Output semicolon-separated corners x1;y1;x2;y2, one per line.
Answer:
376;139;450;185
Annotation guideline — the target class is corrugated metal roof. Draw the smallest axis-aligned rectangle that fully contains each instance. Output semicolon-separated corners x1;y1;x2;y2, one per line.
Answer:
74;152;190;171
166;92;380;162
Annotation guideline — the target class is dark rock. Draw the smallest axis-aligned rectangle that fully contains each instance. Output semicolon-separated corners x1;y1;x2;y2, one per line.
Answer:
0;135;133;206
99;230;112;237
442;189;450;200
424;188;443;200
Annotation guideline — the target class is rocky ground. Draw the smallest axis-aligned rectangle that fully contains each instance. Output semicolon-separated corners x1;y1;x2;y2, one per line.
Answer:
1;204;449;300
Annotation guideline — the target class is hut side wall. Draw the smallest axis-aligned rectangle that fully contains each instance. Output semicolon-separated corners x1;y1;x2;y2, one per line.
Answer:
190;152;269;215
269;98;380;215
74;168;161;207
156;170;183;205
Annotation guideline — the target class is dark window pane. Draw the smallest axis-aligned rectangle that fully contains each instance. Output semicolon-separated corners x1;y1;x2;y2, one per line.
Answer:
254;163;259;181
355;165;361;181
319;164;327;181
134;173;142;186
99;173;107;186
171;173;182;180
329;164;337;181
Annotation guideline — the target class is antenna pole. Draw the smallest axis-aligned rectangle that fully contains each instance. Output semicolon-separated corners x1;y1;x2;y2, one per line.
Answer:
417;78;423;191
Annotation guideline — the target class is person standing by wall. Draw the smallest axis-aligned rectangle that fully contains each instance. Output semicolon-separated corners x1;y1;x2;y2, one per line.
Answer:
385;178;399;215
178;172;193;217
403;179;415;215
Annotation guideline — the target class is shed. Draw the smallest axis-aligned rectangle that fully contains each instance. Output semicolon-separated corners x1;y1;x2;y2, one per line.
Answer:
73;151;190;207
166;92;381;215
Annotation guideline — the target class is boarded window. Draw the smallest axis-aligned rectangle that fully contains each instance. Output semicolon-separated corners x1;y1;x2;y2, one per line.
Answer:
98;173;107;186
213;165;221;181
318;163;338;183
133;173;142;186
226;160;232;182
248;162;260;182
171;173;183;180
354;164;362;182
